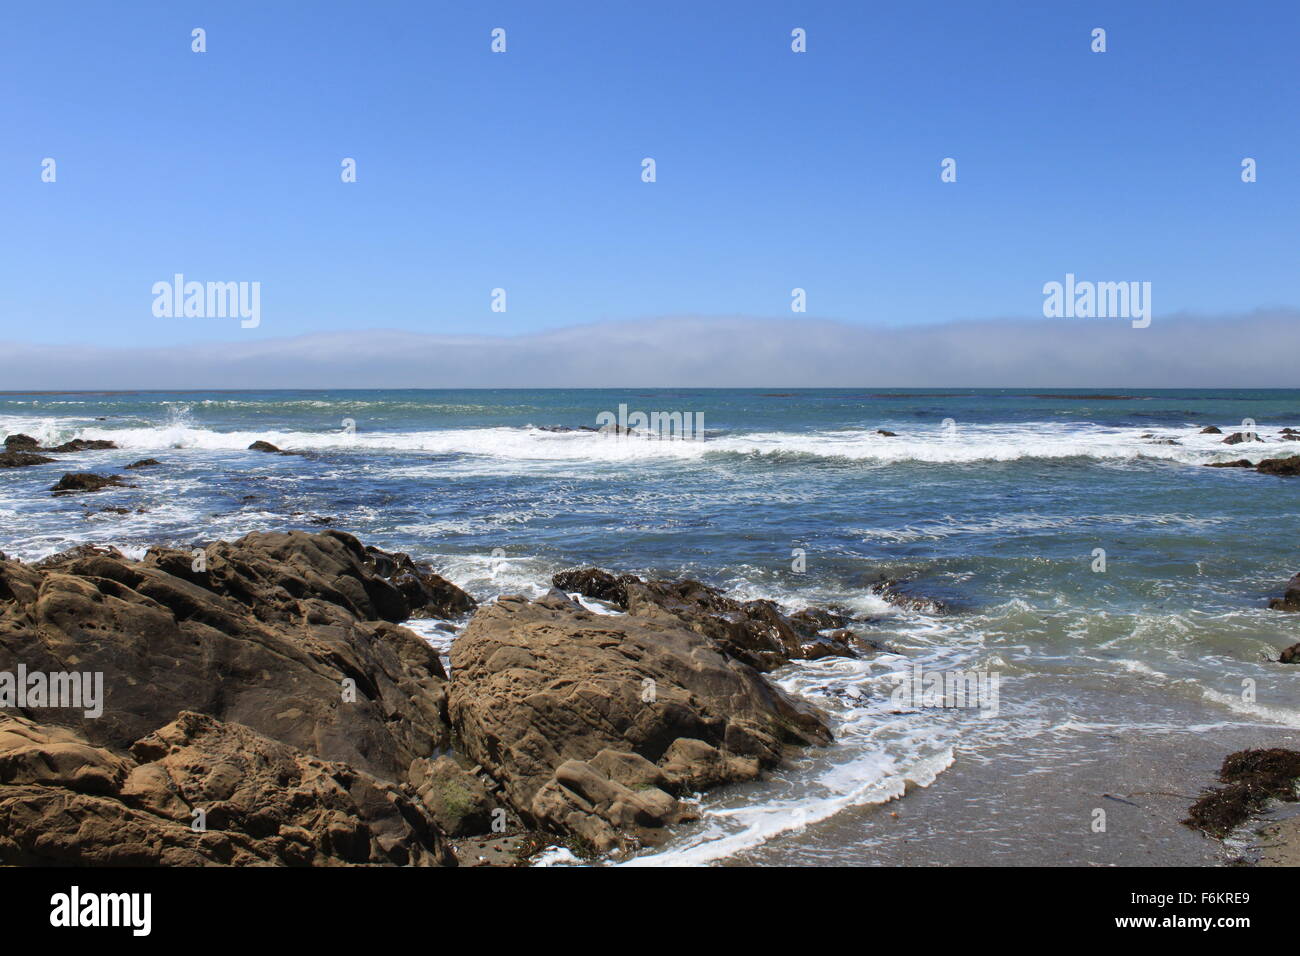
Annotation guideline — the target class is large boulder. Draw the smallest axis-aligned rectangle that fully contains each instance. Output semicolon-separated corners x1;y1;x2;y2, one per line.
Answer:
0;712;456;866
0;531;459;785
449;591;832;853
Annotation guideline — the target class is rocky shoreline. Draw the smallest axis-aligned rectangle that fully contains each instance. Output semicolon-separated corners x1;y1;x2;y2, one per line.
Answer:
0;529;857;866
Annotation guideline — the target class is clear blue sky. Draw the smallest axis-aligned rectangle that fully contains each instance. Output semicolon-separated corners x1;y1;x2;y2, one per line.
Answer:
3;0;1297;347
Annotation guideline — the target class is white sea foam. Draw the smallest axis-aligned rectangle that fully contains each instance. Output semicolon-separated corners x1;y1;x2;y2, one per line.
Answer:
2;417;1292;466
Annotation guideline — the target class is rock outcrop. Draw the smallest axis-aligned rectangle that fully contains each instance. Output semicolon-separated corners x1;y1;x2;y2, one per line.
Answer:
3;434;117;453
0;530;840;863
49;472;128;495
0;711;456;866
449;590;832;853
0;531;486;865
0;531;472;787
553;567;857;670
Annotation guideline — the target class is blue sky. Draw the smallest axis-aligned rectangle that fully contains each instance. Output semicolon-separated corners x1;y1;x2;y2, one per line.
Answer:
3;0;1298;351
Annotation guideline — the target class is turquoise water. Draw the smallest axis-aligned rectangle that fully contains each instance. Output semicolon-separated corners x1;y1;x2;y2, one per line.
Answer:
2;388;1298;863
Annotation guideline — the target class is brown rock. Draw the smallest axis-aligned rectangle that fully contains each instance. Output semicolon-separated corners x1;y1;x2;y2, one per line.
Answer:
1267;573;1300;613
2;434;41;450
50;472;128;494
0;712;456;866
868;577;949;614
1200;426;1222;434
552;567;636;607
45;439;118;452
553;567;859;671
449;591;831;853
1256;456;1300;476
125;458;161;469
0;531;458;784
409;755;500;836
0;452;55;469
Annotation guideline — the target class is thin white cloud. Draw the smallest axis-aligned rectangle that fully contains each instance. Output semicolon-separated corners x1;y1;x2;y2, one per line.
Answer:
1;311;1297;389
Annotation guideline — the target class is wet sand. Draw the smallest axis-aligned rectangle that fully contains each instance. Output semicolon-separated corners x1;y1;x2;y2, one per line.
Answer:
728;679;1300;867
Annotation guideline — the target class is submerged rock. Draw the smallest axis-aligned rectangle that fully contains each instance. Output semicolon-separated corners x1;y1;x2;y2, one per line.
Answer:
124;458;161;469
1200;426;1223;434
449;591;832;853
868;577;949;614
1267;573;1300;613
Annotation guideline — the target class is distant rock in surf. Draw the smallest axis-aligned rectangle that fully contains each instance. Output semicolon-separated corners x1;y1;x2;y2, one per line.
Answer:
0;451;55;469
50;472;129;495
248;440;297;454
868;577;950;615
3;433;117;454
45;439;118;452
1267;573;1300;614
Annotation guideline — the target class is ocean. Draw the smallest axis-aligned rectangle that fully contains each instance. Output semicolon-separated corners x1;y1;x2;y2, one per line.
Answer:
2;387;1298;865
